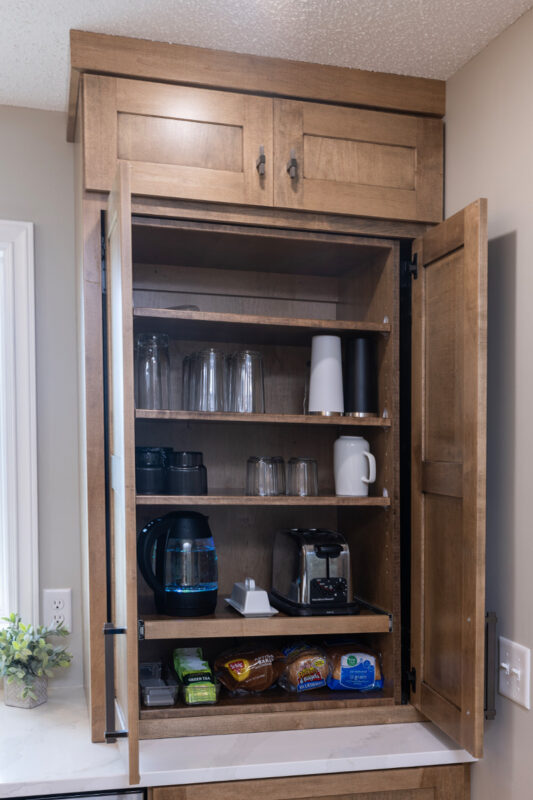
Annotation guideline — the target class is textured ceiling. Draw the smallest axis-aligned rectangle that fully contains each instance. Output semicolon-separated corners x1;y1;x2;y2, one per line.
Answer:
1;0;533;112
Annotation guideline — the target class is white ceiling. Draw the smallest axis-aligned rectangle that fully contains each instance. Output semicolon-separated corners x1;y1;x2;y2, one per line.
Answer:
2;0;533;113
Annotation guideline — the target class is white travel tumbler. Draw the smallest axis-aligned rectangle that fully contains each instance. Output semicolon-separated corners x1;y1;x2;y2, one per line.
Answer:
308;335;344;416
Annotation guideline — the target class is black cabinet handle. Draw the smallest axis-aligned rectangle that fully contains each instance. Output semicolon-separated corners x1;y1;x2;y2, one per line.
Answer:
256;145;266;176
286;148;298;179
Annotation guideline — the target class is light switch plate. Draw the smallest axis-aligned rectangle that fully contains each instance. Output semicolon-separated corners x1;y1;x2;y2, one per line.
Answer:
499;635;530;709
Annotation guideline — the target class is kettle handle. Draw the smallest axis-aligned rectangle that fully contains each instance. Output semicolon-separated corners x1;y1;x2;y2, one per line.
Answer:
137;517;167;594
361;450;376;484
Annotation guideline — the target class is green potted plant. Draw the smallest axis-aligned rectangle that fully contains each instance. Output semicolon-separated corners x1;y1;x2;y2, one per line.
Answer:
0;613;73;708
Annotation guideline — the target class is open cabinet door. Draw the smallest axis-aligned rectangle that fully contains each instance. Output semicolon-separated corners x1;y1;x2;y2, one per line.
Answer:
411;199;487;757
106;162;139;783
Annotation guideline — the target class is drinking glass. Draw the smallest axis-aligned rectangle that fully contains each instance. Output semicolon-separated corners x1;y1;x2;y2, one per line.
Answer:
271;456;286;495
181;354;191;410
246;457;281;496
287;457;319;496
191;348;226;411
135;333;170;409
229;350;265;413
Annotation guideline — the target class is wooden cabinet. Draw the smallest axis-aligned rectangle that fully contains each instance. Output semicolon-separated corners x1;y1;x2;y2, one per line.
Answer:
84;75;273;206
72;30;485;793
148;765;469;800
82;74;442;223
273;99;442;222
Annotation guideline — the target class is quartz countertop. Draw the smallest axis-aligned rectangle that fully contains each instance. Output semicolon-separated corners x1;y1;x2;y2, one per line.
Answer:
0;687;474;798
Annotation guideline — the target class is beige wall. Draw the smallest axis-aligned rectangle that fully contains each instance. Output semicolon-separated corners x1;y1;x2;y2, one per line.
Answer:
0;105;83;687
446;8;533;798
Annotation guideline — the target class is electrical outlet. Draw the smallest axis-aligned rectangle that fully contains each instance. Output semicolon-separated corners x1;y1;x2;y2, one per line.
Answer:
499;635;530;709
42;589;72;633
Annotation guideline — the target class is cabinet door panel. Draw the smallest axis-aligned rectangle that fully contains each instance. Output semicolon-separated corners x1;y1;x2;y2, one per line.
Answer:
106;162;139;783
150;765;468;800
411;199;487;757
274;99;442;223
84;75;273;206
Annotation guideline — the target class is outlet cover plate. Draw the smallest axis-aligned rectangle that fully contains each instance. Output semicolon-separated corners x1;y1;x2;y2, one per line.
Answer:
499;635;530;709
42;588;72;633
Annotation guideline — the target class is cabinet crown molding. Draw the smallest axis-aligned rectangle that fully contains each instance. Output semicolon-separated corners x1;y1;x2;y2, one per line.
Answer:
67;28;445;142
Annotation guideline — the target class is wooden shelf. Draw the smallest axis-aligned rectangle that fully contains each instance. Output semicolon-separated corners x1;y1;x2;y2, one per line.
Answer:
141;600;391;640
136;409;391;427
140;685;394;720
133;307;390;346
136;493;391;507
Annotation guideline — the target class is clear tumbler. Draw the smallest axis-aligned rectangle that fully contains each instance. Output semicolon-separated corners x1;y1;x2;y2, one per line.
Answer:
287;457;319;496
135;333;170;409
246;457;280;496
229;350;265;413
192;348;226;412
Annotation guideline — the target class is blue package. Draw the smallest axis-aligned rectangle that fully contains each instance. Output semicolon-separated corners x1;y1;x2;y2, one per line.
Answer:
326;649;384;691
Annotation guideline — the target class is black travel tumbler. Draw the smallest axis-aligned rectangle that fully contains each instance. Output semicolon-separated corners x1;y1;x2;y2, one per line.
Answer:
344;337;378;417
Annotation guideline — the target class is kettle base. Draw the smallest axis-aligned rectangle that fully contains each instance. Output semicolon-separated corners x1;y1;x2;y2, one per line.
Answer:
155;589;218;617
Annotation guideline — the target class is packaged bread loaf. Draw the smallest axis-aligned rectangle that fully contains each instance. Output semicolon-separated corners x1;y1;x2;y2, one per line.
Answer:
278;642;329;693
214;645;285;694
325;644;384;691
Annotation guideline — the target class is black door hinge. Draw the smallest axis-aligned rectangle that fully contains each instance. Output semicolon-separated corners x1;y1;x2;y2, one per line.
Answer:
138;619;145;640
407;253;418;280
406;667;416;693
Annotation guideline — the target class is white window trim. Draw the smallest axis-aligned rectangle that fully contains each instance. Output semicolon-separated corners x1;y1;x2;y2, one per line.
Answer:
0;220;38;624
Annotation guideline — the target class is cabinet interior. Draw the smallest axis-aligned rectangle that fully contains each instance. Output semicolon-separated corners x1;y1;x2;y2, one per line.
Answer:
129;216;401;736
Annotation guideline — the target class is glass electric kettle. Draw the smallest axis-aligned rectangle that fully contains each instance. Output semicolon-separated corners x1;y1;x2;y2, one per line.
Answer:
137;511;218;617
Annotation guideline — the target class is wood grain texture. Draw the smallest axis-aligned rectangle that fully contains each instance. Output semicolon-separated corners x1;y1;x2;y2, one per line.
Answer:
136;494;391;507
136;409;390;427
68;29;445;142
133;307;389;347
83;74;273;204
83;75;117;192
149;765;468;799
410;199;487;758
106;163;140;783
142;601;390;639
140;686;394;720
117;114;243;172
273;99;443;223
75;103;107;741
132;195;432;239
139;701;424;739
149;766;467;800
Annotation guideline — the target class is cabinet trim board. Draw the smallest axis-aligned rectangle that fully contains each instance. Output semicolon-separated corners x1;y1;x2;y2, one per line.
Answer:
68;29;445;141
106;162;140;783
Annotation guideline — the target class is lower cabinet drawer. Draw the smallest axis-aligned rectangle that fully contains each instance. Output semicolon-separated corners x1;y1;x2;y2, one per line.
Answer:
149;764;470;800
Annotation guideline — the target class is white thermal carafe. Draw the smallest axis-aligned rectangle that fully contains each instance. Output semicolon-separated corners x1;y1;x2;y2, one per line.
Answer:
308;335;344;415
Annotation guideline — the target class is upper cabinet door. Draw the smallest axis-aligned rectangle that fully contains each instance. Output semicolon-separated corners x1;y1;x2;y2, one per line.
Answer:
273;99;443;223
84;75;273;206
106;163;139;784
410;199;487;757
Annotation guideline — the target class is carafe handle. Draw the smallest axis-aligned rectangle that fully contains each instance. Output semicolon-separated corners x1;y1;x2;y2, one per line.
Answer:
361;450;376;484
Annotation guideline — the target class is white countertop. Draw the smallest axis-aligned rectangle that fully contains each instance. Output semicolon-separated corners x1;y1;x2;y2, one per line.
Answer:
0;687;474;797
